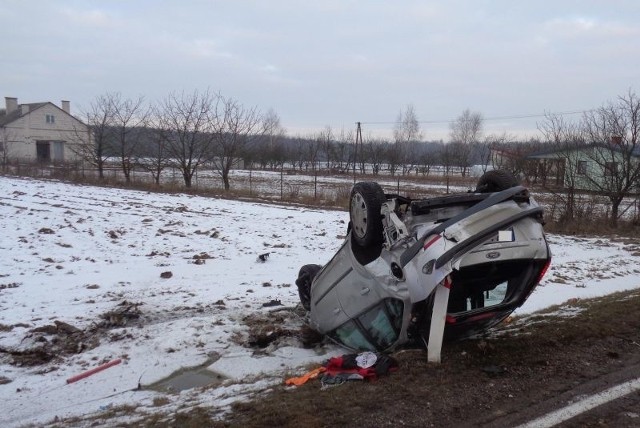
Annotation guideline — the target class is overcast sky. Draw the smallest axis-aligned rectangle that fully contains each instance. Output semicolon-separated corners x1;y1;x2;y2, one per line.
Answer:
2;1;639;140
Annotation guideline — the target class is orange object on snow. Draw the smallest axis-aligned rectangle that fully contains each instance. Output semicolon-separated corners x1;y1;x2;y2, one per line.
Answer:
284;367;326;386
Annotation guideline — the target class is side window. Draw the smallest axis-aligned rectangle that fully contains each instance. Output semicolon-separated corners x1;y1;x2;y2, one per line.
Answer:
331;299;404;351
385;298;404;330
360;299;404;349
332;320;376;351
46;114;55;124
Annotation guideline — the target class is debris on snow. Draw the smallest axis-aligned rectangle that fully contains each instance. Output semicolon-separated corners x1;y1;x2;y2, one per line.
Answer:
261;299;282;308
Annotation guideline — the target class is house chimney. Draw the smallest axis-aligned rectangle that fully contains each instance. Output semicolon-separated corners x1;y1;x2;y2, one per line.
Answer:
21;104;29;115
61;100;70;114
611;135;623;146
5;97;18;114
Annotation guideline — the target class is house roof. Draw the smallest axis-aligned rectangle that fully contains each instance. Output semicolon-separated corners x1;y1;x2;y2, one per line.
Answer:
0;102;75;127
526;143;640;160
525;148;573;159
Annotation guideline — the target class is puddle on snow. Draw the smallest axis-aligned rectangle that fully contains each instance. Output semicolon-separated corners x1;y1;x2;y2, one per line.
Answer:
146;360;227;393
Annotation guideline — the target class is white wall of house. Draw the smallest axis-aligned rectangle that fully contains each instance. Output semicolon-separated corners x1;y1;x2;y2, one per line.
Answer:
2;100;89;163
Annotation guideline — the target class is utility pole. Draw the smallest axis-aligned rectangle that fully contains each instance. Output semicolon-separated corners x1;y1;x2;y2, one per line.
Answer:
354;121;362;183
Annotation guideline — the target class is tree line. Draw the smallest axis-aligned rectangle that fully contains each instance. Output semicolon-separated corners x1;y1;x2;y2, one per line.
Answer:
71;90;260;190
68;92;496;190
66;89;640;228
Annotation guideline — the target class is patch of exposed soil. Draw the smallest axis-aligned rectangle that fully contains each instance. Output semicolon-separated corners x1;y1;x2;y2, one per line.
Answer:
0;320;98;366
98;301;143;328
0;301;143;367
237;306;316;350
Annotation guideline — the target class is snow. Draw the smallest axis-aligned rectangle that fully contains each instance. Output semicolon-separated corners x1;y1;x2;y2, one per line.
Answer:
516;234;640;314
0;175;639;426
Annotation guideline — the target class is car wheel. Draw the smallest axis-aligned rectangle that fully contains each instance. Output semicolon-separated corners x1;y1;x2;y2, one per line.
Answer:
295;264;322;311
475;170;519;193
349;182;386;247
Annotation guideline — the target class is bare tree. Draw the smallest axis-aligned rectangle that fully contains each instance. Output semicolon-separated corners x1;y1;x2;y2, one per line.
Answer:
156;89;219;188
72;93;118;180
538;113;586;223
520;137;550;184
135;112;171;186
255;108;286;169
111;93;150;183
386;143;401;176
318;126;334;170
448;141;467;176
212;96;261;190
438;142;455;193
449;109;483;177
334;128;354;173
393;104;422;175
580;90;640;227
362;137;386;175
0;127;15;171
538;90;640;227
305;134;322;172
486;133;521;174
289;136;306;171
417;143;439;177
477;135;497;173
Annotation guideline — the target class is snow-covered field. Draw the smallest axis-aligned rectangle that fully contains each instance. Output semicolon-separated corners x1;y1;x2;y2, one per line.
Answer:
0;175;639;427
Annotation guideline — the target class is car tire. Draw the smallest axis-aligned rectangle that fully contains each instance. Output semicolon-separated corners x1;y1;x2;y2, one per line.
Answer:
349;182;386;247
295;264;322;311
475;170;519;193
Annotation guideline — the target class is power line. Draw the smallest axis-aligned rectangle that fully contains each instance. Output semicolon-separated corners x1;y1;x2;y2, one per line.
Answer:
359;109;593;126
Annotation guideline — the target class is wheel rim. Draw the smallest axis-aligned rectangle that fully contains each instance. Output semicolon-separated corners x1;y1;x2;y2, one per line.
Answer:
351;192;368;238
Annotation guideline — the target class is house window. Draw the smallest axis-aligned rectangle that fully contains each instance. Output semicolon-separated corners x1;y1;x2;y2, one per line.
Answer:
36;141;51;161
604;162;618;176
46;114;55;124
577;160;588;175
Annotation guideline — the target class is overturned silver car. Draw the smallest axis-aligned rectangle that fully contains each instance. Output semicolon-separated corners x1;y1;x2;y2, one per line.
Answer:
296;171;551;361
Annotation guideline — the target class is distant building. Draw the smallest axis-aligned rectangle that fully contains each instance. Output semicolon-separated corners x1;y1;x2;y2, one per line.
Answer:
0;97;89;163
526;140;640;191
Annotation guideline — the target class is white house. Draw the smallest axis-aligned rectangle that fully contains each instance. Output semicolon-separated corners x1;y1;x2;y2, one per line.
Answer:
0;97;89;163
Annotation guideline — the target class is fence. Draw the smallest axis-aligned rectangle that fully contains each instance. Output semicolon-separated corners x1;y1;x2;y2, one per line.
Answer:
1;161;476;203
4;160;639;228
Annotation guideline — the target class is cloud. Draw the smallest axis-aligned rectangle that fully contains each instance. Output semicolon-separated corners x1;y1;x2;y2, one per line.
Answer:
542;16;639;40
60;7;113;28
185;39;233;59
260;64;279;73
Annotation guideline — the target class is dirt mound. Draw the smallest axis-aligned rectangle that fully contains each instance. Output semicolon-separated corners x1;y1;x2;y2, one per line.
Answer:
238;306;323;350
0;302;143;367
